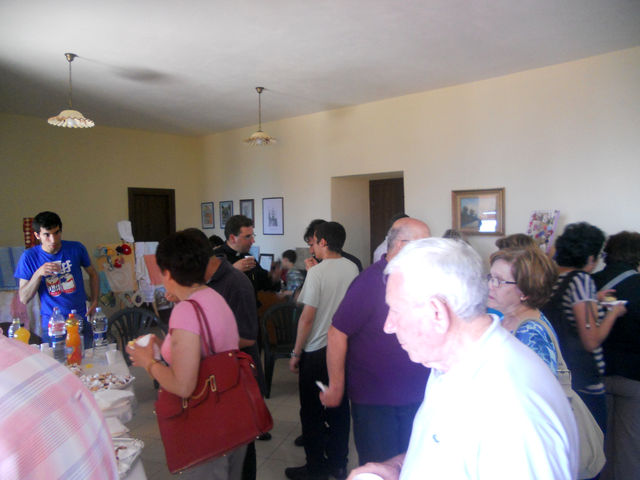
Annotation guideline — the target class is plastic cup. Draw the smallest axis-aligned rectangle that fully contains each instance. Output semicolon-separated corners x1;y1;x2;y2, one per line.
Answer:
106;349;120;365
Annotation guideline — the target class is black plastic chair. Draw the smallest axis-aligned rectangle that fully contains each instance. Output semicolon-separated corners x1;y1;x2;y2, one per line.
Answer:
107;307;166;366
261;302;302;398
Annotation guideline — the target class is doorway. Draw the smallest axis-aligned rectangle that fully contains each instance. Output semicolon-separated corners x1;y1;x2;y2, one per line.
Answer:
331;172;404;268
369;178;405;261
128;187;176;241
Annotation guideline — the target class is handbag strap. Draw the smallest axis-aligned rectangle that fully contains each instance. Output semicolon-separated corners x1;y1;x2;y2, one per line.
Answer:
600;269;638;291
184;299;216;357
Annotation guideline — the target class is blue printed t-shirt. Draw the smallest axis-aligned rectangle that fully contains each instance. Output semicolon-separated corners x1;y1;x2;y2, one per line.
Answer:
14;241;91;327
513;313;559;377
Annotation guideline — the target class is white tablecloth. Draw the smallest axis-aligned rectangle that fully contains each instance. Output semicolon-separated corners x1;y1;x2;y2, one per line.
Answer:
82;348;147;480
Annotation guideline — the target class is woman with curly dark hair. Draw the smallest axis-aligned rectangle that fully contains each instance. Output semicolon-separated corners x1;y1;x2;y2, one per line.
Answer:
553;222;626;435
592;231;640;480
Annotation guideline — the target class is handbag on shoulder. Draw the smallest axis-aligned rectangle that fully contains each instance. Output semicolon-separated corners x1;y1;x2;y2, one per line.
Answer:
155;299;273;474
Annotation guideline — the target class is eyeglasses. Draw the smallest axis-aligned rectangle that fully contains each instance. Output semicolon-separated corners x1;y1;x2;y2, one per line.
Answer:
241;234;256;239
486;274;517;288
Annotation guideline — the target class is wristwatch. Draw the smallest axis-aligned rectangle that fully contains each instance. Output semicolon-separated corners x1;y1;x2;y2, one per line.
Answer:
290;351;300;358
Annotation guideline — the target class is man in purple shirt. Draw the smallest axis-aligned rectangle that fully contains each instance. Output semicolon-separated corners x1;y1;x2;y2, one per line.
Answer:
320;217;431;465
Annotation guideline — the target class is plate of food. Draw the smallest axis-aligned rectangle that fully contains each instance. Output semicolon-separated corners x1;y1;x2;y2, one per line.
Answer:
601;295;627;307
113;437;144;478
79;372;135;392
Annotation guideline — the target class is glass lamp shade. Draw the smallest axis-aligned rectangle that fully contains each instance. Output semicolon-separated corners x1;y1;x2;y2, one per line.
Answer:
244;130;276;145
47;109;95;128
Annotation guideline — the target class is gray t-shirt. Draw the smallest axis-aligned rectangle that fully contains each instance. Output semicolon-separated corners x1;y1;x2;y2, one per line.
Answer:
298;257;358;352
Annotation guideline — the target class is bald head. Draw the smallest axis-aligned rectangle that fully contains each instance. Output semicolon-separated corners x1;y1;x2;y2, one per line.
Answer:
386;218;431;261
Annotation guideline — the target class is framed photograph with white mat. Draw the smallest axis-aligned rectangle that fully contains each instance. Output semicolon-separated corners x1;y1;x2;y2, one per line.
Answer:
262;197;284;235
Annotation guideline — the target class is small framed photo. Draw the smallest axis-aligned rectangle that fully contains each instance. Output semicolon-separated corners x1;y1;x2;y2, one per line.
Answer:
201;202;214;229
219;201;233;229
451;188;505;236
262;197;284;235
239;199;255;221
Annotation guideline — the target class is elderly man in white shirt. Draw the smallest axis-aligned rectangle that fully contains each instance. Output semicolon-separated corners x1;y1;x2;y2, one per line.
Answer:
348;238;578;480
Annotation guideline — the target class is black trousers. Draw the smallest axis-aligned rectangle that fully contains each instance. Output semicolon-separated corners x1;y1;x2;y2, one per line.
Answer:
299;347;350;473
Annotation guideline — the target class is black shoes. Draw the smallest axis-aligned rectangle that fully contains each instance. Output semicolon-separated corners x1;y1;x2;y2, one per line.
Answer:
329;467;347;480
294;434;305;447
284;465;328;480
257;432;272;441
284;464;347;480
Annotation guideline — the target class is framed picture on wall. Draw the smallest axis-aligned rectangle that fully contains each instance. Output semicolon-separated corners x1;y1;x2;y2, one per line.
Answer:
262;197;284;235
219;201;233;229
239;199;254;221
201;202;214;229
451;188;505;235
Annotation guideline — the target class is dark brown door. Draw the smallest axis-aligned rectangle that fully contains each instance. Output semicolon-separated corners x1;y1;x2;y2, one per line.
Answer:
128;188;176;241
369;178;404;261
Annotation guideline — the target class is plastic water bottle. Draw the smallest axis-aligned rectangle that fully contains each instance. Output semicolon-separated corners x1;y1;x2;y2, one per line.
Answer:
7;318;21;338
91;307;108;355
48;307;67;363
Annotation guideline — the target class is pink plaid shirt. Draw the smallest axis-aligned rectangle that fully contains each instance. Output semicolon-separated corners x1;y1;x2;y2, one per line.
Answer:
0;336;118;480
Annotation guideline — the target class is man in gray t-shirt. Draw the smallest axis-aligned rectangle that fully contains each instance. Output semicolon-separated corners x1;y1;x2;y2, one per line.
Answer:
286;222;358;480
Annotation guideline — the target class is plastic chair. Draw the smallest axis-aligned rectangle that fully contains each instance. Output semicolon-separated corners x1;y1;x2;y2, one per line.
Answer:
107;307;166;366
261;302;302;398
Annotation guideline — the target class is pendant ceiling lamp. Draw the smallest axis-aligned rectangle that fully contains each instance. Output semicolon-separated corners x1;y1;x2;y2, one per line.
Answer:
244;87;276;145
48;53;94;128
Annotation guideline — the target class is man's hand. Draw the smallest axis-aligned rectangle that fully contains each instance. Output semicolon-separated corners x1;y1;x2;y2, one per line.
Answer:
319;383;344;408
36;262;61;277
289;355;300;373
233;256;256;272
304;257;318;271
87;300;98;316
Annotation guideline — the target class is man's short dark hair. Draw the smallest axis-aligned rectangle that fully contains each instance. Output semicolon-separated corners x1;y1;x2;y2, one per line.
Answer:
182;228;214;256
555;222;605;268
282;249;297;264
224;215;254;240
33;211;62;233
304;219;326;242
603;231;640;268
315;221;346;253
156;231;210;286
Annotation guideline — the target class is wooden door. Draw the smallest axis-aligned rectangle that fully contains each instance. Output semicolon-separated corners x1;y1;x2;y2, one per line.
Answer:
128;188;176;242
369;178;404;261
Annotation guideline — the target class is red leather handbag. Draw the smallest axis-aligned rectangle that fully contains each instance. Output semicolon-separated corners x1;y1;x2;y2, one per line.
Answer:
155;299;273;474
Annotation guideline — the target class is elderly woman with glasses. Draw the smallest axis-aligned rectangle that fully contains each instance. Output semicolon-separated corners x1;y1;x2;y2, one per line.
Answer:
487;246;560;375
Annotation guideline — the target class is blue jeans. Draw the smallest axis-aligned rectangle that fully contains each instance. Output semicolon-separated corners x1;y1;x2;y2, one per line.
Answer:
351;402;421;465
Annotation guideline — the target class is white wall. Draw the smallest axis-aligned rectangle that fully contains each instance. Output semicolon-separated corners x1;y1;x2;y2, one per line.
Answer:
201;47;640;265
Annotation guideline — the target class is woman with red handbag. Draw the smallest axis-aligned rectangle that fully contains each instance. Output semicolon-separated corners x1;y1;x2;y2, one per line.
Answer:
127;231;245;479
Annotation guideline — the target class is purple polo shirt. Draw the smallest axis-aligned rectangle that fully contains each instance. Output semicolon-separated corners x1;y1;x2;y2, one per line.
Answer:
332;257;428;405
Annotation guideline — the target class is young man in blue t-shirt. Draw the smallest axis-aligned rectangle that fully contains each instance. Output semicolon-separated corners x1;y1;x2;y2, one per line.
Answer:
15;211;98;345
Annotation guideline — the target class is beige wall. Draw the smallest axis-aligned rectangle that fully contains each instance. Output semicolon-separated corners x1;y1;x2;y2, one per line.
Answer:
2;47;639;270
201;47;640;264
0;114;202;250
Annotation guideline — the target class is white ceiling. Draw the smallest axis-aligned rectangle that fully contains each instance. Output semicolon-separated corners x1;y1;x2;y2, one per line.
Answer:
1;0;639;136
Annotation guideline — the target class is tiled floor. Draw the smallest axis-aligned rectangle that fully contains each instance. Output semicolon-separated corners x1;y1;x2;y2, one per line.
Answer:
128;360;358;479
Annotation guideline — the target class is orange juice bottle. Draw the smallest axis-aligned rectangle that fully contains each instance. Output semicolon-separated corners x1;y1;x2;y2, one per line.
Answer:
14;325;31;344
65;314;82;365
